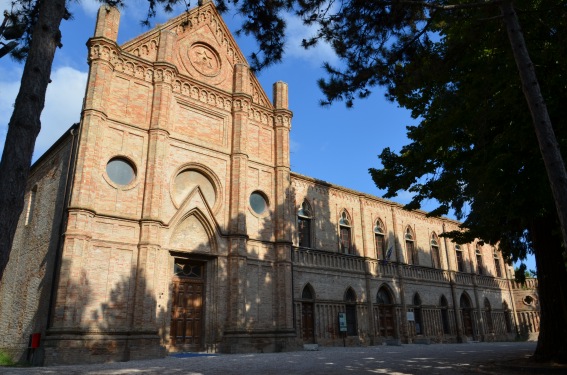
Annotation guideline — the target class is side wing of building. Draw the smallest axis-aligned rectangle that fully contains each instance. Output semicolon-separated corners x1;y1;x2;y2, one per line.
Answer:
0;126;78;364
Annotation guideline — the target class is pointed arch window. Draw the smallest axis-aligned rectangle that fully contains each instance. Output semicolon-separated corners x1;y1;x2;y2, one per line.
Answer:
339;210;353;255
430;233;441;269
374;219;386;260
302;284;314;300
25;185;38;226
493;249;503;278
405;227;418;265
298;200;312;248
377;288;392;305
455;245;465;272
476;243;484;275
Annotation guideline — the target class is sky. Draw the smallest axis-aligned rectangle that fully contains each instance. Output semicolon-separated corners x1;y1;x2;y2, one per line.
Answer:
0;0;535;271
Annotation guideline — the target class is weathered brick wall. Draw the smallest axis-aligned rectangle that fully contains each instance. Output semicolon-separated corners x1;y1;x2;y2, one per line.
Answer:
0;130;76;364
290;173;516;344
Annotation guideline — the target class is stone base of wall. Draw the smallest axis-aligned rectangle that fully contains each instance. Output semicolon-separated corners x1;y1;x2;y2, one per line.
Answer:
316;335;366;347
43;331;164;366
219;330;301;353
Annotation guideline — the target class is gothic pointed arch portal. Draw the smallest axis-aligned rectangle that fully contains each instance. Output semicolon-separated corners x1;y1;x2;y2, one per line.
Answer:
301;284;316;343
168;209;218;352
376;285;396;339
460;292;475;339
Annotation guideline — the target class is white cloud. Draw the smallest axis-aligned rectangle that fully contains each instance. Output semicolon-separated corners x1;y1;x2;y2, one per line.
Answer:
78;0;101;16
283;13;339;67
289;137;300;153
0;66;88;161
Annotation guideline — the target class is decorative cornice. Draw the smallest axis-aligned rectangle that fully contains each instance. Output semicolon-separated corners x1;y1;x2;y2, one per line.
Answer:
249;105;273;126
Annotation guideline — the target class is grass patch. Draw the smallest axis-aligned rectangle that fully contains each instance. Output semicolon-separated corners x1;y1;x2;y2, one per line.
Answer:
0;350;15;366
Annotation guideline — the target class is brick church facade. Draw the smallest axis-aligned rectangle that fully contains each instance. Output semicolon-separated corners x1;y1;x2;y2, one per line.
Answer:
0;2;539;366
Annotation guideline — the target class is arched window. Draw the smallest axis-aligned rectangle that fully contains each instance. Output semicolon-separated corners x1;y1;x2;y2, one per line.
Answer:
302;284;314;300
339;210;353;255
377;288;392;305
377;286;395;338
374;219;386;260
405;227;418;265
484;298;494;333
25;185;38;226
413;293;423;335
430;233;441;269
344;287;357;336
298;200;312;248
455;245;465;272
440;295;450;334
476;243;484;275
493;249;503;278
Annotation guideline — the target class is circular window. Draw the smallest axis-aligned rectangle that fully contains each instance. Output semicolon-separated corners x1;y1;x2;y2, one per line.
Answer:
106;158;136;186
523;295;534;306
250;191;268;215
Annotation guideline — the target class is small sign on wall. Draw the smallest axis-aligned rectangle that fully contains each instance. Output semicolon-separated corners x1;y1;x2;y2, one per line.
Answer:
407;311;415;321
338;312;347;332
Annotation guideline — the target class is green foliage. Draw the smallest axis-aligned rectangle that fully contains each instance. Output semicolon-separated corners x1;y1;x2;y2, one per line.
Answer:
0;350;15;366
1;0;190;60
367;0;567;263
514;264;528;284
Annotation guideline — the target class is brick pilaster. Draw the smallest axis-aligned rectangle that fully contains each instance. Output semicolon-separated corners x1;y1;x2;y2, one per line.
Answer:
273;81;294;330
226;64;252;330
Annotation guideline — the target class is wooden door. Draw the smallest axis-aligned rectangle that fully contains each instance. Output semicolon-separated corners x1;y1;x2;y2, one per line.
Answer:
301;303;315;343
462;309;474;337
171;279;204;350
379;305;395;337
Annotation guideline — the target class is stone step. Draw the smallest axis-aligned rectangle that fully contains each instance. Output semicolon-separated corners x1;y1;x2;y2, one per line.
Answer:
303;344;319;351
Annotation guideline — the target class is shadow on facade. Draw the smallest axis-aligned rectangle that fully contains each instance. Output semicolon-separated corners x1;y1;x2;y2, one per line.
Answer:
1;140;76;366
37;261;169;365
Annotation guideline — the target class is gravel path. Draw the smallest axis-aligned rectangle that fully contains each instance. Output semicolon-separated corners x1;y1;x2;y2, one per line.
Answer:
0;342;537;375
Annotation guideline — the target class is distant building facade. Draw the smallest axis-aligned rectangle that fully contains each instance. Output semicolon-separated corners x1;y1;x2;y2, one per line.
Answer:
0;2;539;366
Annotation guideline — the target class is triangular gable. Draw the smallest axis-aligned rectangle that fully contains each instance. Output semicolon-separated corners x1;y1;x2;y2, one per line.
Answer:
120;1;272;108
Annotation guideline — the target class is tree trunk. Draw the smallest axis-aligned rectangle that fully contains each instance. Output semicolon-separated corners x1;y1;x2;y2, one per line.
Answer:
531;216;567;363
0;0;67;281
500;1;567;256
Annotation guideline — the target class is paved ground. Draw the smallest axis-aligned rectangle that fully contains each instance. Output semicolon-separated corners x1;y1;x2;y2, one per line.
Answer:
0;342;540;375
